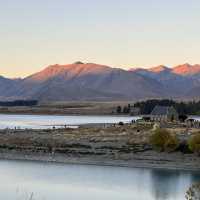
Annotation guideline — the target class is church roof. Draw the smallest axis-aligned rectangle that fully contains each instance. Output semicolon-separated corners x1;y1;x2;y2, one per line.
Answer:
151;106;171;115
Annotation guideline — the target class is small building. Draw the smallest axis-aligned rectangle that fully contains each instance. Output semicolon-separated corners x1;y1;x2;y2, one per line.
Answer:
150;105;178;122
186;117;200;128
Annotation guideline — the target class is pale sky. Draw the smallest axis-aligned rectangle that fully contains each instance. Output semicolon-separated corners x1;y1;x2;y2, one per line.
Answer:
0;0;200;78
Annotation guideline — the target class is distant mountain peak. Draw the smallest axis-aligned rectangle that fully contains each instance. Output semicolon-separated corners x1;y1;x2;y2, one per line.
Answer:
128;67;142;72
183;62;192;66
25;62;113;82
173;63;200;75
129;65;169;73
148;65;170;73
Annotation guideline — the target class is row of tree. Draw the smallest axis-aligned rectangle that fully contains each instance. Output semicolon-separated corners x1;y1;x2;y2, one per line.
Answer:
116;104;131;114
134;99;200;115
0;100;38;107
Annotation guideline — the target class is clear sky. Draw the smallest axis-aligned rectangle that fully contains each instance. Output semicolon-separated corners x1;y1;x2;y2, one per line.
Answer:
0;0;200;78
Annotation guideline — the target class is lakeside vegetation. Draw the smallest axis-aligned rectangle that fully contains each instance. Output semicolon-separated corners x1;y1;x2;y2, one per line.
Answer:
150;127;200;155
150;128;179;152
188;134;200;155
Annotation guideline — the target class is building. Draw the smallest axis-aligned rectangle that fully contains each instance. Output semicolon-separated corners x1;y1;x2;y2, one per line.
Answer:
150;105;178;122
186;117;200;128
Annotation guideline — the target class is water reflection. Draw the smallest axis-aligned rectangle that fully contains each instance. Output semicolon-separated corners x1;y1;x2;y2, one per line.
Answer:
0;160;199;200
0;114;138;129
151;170;192;200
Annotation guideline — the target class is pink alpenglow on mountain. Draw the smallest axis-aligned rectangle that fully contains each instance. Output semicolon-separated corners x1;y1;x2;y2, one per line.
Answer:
1;62;200;101
172;63;200;76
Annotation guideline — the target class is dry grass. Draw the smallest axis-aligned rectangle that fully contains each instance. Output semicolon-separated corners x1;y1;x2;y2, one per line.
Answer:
0;101;135;115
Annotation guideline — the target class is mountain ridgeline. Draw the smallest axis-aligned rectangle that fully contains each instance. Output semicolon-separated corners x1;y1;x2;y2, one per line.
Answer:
1;62;200;101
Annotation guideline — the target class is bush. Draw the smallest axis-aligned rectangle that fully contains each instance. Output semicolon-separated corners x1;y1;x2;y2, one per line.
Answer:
150;128;179;152
118;122;124;126
186;182;200;200
177;140;191;154
188;134;200;155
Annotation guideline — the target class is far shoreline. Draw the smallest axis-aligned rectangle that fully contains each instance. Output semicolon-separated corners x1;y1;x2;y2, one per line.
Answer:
0;112;132;117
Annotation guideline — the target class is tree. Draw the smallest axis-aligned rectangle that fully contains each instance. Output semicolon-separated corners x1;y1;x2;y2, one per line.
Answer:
127;104;131;113
122;104;131;114
123;106;130;113
149;128;179;152
116;106;122;113
188;134;200;155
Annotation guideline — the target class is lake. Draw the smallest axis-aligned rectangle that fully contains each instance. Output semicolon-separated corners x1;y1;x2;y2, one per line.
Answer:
0;159;200;200
0;114;140;129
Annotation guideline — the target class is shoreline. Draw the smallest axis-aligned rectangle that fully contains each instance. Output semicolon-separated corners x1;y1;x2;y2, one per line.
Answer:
1;150;200;172
0;119;199;172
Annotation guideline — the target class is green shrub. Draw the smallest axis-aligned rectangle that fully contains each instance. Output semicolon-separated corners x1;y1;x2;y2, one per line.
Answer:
188;134;200;155
150;128;179;152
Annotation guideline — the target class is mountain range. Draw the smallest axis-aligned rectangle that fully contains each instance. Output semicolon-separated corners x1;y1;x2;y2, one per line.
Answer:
0;62;200;101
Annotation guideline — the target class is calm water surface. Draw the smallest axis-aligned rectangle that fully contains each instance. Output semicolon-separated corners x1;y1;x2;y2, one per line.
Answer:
0;160;200;200
0;114;140;129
